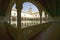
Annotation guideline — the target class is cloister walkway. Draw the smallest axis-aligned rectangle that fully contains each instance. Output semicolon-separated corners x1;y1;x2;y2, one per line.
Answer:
0;20;60;40
30;21;60;40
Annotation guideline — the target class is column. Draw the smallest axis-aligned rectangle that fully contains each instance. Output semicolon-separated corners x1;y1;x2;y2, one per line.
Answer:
45;10;49;22
9;12;11;24
40;10;42;24
45;11;47;22
16;1;24;40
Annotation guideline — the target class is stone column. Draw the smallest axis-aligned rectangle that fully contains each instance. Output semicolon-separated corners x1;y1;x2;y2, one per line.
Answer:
6;9;11;24
40;10;42;24
9;12;11;24
16;1;24;40
45;10;50;22
45;11;47;22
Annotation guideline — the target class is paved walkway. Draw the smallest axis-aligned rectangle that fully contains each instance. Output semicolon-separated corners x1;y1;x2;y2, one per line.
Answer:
0;23;14;40
30;21;60;40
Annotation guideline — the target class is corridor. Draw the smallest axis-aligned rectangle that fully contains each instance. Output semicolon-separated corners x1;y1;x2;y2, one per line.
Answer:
30;21;60;40
0;0;60;40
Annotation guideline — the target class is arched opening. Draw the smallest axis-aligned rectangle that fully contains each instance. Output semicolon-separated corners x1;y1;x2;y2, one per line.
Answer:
10;4;17;27
7;2;52;28
21;2;40;28
21;2;52;28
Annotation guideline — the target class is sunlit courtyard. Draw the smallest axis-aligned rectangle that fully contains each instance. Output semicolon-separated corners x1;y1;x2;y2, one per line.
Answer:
10;2;49;28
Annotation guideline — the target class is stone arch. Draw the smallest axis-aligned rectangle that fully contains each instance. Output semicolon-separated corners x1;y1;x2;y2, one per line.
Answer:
4;0;52;40
5;0;52;24
7;0;16;15
6;0;17;24
21;2;40;28
19;0;52;23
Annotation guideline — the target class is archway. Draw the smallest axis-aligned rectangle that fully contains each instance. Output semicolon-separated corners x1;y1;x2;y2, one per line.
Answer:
10;4;17;27
21;2;52;28
21;2;40;28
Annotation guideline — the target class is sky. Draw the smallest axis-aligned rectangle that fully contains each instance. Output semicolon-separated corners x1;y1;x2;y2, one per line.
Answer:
12;2;39;12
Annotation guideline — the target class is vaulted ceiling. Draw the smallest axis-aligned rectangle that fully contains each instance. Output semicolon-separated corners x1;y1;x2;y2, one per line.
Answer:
36;0;60;17
0;0;10;16
0;0;60;17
